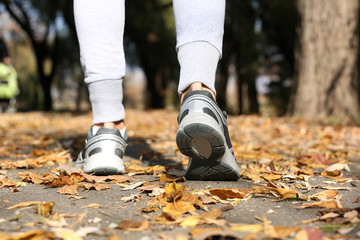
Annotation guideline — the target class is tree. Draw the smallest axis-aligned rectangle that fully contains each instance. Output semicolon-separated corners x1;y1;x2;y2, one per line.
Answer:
217;0;259;114
125;0;178;109
289;0;359;120
0;0;78;110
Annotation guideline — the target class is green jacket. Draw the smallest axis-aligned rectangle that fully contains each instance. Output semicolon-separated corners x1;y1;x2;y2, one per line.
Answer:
0;63;18;99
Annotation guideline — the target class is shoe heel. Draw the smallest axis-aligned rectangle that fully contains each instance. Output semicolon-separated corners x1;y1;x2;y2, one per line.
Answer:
176;113;225;161
83;154;125;175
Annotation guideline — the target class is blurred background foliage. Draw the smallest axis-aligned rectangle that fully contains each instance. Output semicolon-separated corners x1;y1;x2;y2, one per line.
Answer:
0;0;358;121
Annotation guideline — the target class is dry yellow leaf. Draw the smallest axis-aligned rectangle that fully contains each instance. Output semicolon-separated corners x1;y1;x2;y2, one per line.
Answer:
33;202;55;218
0;229;56;240
58;185;78;195
309;190;339;201
209;188;252;200
0;177;21;188
7;201;46;210
54;229;82;240
297;199;343;209
160;174;186;183
164;182;185;202
163;201;196;216
231;224;263;233
83;203;100;208
321;170;342;178
180;208;225;228
116;219;150;231
189;227;225;237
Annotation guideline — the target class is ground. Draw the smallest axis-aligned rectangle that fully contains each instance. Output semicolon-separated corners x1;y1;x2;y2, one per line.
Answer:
0;110;359;240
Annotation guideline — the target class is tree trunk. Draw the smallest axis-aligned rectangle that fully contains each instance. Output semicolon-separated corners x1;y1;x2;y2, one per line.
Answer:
290;0;359;120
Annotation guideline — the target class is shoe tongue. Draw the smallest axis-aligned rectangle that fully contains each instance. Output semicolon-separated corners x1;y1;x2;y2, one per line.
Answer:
182;90;215;103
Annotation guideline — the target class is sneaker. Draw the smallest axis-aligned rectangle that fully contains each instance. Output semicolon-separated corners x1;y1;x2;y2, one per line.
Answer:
176;90;240;180
75;126;127;175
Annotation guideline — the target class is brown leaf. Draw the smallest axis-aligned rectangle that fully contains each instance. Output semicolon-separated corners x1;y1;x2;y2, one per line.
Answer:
45;172;75;187
19;171;45;184
189;227;225;237
164;182;185;202
261;173;282;181
252;186;306;200
180;193;207;211
80;172;130;183
83;183;111;191
126;164;167;175
297;199;343;209
116;219;149;231
0;177;20;188
57;184;78;195
7;201;46;210
33;202;55;218
180;208;225;227
141;206;159;213
321;170;341;178
154;212;181;224
160;174;186;183
0;230;56;239
309;190;339;201
163;201;196;216
139;183;165;196
209;188;252;200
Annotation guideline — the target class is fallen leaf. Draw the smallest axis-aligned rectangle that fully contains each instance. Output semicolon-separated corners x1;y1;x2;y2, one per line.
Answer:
0;177;23;188
83;203;100;208
0;230;56;239
164;182;185;202
120;181;146;190
160;174;186;183
121;194;140;203
309;190;339;201
230;223;263;233
116;219;149;231
297;199;343;209
321;170;342;178
209;188;252;200
80;172;130;183
141;206;159;213
163;201;196;216
58;185;79;195
54;229;82;240
83;183;111;191
7;201;46;210
33;202;55;218
75;226;101;237
325;163;350;172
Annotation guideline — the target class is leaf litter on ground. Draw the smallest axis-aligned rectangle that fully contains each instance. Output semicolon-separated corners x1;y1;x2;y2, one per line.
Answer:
0;111;359;239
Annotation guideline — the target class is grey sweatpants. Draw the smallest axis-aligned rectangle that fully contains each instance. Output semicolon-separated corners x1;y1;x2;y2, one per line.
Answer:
74;0;225;124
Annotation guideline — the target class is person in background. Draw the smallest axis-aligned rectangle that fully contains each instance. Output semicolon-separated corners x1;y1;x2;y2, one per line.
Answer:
0;33;18;112
74;0;240;180
0;33;10;64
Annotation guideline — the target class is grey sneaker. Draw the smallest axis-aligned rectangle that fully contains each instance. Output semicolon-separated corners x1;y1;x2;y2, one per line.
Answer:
76;126;127;175
176;90;240;180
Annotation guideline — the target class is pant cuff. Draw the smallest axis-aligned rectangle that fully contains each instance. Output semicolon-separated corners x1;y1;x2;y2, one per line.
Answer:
88;79;125;124
177;41;220;96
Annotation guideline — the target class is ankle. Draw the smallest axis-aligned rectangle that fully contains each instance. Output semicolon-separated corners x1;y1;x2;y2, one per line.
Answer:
180;82;216;104
94;120;125;131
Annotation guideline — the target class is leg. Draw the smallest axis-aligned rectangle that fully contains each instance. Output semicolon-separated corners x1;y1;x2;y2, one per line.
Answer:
173;0;225;99
74;0;127;175
74;0;126;125
174;0;240;180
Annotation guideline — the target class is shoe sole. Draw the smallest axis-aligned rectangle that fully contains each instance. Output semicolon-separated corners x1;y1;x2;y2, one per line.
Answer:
82;154;125;176
176;113;240;181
